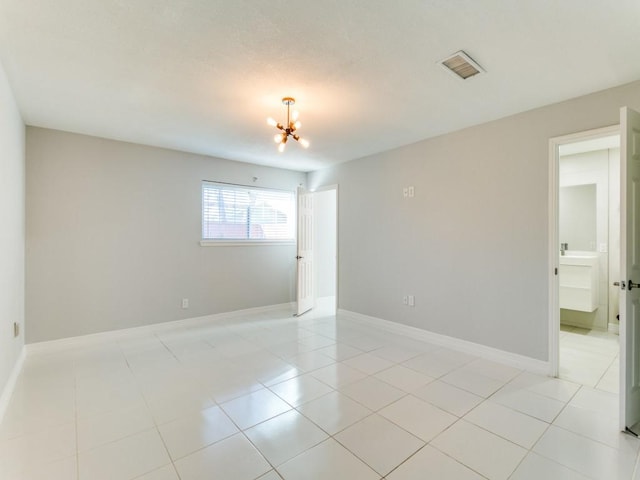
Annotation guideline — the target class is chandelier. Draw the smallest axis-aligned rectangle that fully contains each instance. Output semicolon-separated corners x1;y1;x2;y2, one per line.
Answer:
267;97;309;152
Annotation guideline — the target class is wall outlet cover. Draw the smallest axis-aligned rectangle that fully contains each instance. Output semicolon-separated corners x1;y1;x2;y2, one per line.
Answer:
181;298;189;309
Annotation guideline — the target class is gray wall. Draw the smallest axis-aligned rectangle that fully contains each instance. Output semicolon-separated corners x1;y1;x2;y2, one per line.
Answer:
309;79;640;361
313;189;337;298
0;61;25;395
26;128;305;343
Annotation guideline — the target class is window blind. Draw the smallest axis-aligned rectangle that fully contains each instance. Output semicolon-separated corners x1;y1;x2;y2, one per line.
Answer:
202;182;295;241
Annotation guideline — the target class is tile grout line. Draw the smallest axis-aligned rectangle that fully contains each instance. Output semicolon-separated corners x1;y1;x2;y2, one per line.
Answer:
119;335;184;480
3;311;630;480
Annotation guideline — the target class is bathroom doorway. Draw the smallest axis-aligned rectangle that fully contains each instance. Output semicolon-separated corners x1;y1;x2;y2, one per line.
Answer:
549;126;621;390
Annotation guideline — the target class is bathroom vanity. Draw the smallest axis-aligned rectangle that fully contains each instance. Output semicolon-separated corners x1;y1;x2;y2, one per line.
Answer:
559;253;599;312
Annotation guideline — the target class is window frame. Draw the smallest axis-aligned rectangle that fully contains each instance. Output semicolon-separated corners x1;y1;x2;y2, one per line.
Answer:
200;181;296;246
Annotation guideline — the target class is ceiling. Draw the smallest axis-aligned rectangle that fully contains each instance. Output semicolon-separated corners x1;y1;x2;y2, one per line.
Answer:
1;1;639;172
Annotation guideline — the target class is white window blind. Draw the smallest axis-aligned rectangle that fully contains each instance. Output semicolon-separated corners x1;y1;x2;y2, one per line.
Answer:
202;182;295;241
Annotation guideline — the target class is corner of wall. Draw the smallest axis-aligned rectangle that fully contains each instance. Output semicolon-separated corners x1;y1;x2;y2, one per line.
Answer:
0;346;25;422
0;58;26;409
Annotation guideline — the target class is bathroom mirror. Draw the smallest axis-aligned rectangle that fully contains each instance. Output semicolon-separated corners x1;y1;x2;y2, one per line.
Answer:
559;183;597;251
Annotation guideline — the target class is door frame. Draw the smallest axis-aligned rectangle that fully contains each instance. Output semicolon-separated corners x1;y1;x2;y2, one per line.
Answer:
548;124;620;377
309;184;339;312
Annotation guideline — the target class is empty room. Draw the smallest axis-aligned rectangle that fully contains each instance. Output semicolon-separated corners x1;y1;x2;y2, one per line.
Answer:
3;1;640;479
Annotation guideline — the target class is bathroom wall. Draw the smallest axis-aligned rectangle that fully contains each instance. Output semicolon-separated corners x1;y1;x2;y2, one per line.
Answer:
559;149;614;330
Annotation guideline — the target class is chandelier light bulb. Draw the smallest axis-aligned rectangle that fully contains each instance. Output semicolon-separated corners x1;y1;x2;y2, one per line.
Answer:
278;142;286;153
299;138;310;148
267;117;277;127
274;133;283;144
292;110;299;121
293;121;301;130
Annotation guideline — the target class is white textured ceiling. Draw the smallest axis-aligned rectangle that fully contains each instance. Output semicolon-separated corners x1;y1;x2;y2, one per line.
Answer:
1;1;639;172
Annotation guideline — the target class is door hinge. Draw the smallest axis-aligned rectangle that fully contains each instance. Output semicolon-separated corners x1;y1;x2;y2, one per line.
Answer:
554;267;558;276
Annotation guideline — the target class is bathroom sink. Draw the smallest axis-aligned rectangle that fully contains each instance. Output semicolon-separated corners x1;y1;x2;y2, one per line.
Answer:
560;254;598;266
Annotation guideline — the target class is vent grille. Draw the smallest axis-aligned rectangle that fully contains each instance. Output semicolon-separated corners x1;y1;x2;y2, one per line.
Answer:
439;51;484;80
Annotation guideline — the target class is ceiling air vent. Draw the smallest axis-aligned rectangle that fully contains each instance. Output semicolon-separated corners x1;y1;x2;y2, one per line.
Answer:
439;50;484;80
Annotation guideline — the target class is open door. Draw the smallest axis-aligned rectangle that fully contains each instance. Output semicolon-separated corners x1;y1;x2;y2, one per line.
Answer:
620;106;640;433
296;187;314;316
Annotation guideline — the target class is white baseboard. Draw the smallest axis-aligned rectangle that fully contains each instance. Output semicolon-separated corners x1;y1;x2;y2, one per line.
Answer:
0;346;26;423
338;309;549;375
27;302;295;356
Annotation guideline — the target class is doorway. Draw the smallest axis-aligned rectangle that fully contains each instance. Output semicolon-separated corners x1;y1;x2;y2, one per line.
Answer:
551;108;640;434
549;126;621;389
311;186;338;316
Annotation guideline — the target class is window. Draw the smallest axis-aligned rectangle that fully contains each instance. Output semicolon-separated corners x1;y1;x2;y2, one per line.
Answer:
202;182;295;243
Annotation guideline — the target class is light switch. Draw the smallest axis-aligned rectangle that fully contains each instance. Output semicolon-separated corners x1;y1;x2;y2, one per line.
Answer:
408;295;415;307
408;186;414;198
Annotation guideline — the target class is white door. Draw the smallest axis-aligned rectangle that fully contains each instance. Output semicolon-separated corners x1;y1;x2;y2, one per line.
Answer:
620;106;640;433
296;187;314;316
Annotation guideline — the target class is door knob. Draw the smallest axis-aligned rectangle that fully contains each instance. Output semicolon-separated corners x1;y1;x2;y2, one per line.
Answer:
296;256;303;260
629;280;640;290
614;281;627;290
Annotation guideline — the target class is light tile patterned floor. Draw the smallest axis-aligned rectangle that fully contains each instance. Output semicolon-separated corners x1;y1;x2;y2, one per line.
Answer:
0;308;637;479
560;325;619;392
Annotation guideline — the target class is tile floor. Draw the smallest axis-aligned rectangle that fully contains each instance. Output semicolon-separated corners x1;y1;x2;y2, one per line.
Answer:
560;324;619;393
0;308;637;480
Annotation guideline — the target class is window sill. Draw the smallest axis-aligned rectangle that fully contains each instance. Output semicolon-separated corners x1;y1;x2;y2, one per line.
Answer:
200;240;296;247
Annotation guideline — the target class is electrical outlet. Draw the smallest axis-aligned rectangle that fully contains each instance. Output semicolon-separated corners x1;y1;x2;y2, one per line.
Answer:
181;298;189;309
408;186;414;198
408;295;415;307
13;322;19;337
403;295;408;305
